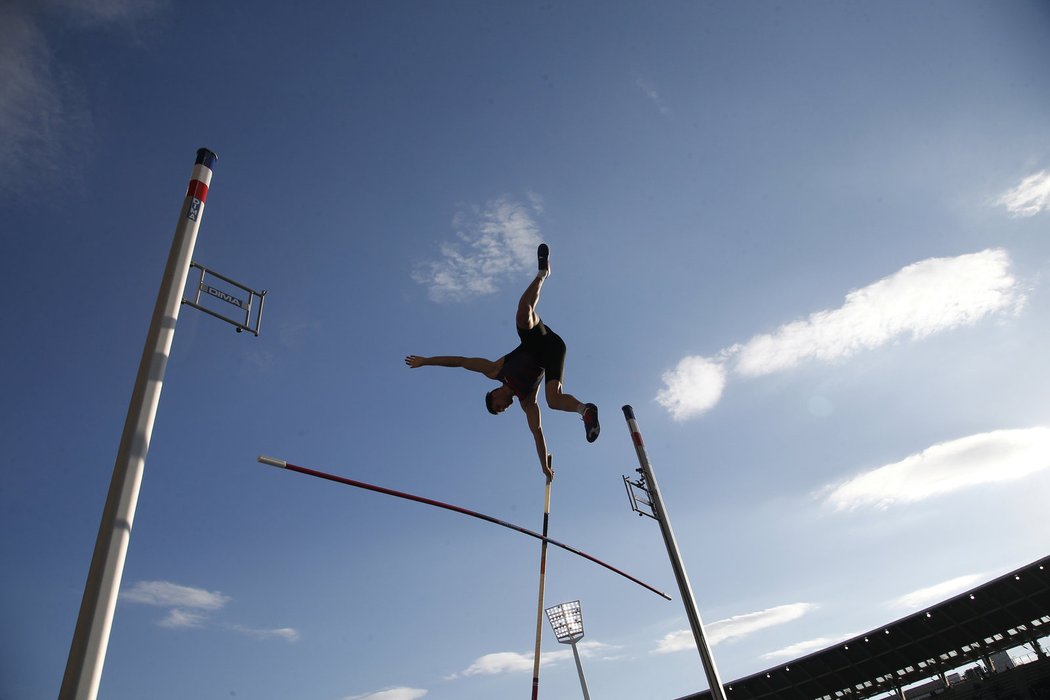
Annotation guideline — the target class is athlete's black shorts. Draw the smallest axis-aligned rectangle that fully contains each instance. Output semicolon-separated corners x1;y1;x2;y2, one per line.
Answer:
516;319;566;385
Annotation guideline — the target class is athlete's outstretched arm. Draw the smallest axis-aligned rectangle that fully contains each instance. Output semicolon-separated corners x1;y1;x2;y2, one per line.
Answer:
523;400;553;480
405;355;498;377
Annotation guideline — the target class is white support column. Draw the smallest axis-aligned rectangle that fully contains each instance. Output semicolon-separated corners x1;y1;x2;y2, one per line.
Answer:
622;405;728;700
59;149;217;700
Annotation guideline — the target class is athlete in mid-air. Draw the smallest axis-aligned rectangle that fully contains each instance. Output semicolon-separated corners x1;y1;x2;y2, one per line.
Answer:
405;244;599;481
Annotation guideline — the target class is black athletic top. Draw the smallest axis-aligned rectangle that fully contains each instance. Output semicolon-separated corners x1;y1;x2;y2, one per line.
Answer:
496;344;543;400
495;320;567;400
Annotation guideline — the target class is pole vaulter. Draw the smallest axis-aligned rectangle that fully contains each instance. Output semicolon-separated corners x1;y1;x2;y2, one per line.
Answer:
257;456;671;601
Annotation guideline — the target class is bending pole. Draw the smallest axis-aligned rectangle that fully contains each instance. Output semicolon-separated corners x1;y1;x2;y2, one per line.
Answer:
257;456;671;601
531;476;552;700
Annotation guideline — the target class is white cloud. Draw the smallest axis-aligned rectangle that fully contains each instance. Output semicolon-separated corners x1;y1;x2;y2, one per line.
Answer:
824;427;1050;511
122;580;230;610
343;688;427;700
653;604;815;654
158;608;207;629
412;196;544;302
658;249;1023;420
226;624;301;642
888;574;985;611
447;641;613;679
707;603;816;645
449;651;562;678
573;640;615;657
122;580;298;641
732;249;1020;376
526;191;545;214
655;355;727;421
761;632;859;660
652;630;698;655
997;170;1050;217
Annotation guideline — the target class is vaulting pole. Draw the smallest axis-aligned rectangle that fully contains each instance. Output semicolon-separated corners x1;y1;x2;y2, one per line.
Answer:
531;472;553;699
60;149;217;700
256;456;670;600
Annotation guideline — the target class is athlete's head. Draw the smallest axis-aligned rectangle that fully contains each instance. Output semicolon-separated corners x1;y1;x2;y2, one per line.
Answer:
485;385;514;415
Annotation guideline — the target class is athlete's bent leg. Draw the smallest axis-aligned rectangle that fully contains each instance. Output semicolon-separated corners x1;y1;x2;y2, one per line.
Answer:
516;276;544;330
545;380;583;413
546;381;600;442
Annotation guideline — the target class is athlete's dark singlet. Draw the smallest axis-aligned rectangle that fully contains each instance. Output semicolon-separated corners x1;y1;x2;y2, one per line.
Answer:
496;345;543;399
495;319;567;400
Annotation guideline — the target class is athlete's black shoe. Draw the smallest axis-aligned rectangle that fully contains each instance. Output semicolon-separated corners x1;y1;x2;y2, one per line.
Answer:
582;403;600;443
537;243;550;278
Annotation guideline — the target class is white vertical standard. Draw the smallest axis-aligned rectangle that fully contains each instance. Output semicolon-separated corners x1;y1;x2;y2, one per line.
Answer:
59;148;218;700
622;405;728;700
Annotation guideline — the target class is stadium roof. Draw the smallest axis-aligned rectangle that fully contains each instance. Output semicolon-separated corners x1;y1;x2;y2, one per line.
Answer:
677;554;1050;700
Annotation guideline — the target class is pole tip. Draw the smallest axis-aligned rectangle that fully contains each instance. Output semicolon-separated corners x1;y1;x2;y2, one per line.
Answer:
196;148;218;170
258;455;287;468
622;405;635;420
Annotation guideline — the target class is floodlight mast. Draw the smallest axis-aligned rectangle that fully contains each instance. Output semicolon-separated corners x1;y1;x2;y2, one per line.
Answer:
569;640;589;700
59;149;217;700
545;600;591;700
622;405;728;700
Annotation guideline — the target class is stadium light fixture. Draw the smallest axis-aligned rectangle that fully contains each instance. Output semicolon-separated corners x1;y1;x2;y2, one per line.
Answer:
545;600;591;700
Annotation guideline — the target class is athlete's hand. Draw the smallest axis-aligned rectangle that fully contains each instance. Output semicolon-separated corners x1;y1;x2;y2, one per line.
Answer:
405;355;428;368
543;454;554;482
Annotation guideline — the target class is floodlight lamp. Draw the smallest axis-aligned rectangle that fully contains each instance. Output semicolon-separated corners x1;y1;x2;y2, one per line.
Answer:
545;600;585;644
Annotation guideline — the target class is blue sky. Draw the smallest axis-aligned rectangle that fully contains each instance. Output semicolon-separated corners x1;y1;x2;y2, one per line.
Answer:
3;1;1050;699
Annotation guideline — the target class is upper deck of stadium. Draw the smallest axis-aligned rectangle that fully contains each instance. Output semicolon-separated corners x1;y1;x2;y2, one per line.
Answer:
678;555;1050;700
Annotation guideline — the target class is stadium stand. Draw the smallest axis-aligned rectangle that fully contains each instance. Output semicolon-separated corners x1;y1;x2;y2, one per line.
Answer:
677;555;1050;700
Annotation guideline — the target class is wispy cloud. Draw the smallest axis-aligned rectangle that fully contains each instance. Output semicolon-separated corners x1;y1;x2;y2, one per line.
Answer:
997;170;1050;217
0;6;64;191
761;632;860;660
888;574;985;611
122;580;230;610
158;608;208;629
122;580;299;641
412;195;544;302
653;604;815;655
447;641;614;679
0;1;162;195
731;249;1020;376
225;623;301;642
451;651;550;678
657;249;1023;421
45;0;165;26
633;72;671;115
823;427;1050;511
343;688;427;700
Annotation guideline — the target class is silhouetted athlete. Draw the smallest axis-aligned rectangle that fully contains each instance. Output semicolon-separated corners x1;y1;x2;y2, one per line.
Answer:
405;244;599;481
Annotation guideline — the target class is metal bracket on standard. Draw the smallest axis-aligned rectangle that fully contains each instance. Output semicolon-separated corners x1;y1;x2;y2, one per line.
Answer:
623;468;657;520
182;261;266;336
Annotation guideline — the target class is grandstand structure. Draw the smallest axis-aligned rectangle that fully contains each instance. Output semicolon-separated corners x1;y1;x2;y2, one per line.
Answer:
678;555;1050;700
